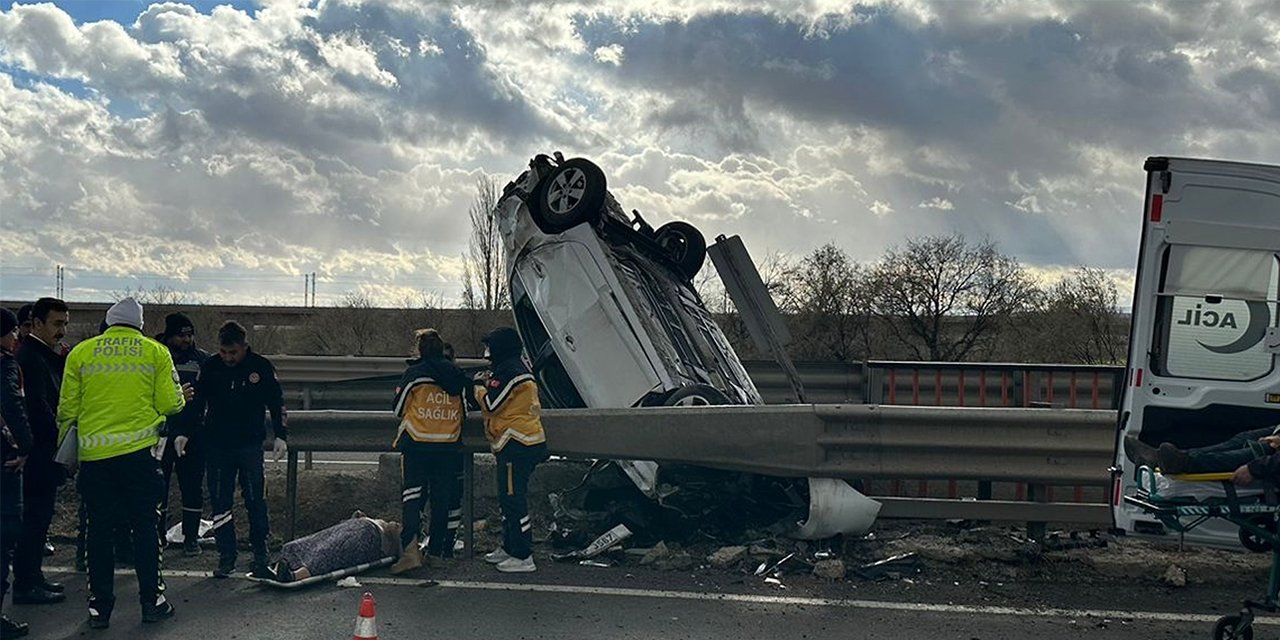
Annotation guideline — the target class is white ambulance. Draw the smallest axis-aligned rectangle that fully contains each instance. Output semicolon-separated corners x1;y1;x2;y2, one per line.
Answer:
1112;156;1280;547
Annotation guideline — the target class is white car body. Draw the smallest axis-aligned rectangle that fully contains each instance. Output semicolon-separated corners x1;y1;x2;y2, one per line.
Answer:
494;154;878;537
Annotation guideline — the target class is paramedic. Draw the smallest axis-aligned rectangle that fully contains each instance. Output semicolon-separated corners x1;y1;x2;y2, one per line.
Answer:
475;327;548;573
389;329;468;573
181;321;287;579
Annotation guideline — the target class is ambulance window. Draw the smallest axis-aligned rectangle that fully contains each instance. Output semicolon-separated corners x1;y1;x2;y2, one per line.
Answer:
1154;246;1279;381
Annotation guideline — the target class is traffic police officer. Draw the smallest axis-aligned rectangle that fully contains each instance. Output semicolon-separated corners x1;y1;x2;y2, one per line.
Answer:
474;327;547;573
56;298;189;628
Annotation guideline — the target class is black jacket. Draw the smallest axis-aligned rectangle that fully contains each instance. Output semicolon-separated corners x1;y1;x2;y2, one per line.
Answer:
1;348;33;461
160;342;210;441
15;336;64;462
186;349;287;450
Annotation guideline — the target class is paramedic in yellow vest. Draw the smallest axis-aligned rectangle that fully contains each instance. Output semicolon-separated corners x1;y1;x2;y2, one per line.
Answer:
389;329;469;574
56;298;191;629
474;327;547;573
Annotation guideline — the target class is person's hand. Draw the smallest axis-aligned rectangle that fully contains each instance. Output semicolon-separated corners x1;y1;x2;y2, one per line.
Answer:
1261;435;1280;450
174;435;189;457
272;437;288;462
1233;464;1256;486
181;382;195;403
3;455;26;472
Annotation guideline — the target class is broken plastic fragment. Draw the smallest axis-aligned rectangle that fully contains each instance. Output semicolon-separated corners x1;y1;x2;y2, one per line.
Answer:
552;524;633;562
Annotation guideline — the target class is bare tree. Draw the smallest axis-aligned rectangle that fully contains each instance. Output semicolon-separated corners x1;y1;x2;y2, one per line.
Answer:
301;291;385;355
461;175;508;311
868;234;1037;361
1030;267;1128;364
109;284;199;305
787;244;871;362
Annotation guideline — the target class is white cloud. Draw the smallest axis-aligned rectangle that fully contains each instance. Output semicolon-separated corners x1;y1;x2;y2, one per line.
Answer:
917;197;954;210
1;0;1277;306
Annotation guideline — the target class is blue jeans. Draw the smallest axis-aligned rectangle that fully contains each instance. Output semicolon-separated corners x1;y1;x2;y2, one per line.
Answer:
1188;427;1276;473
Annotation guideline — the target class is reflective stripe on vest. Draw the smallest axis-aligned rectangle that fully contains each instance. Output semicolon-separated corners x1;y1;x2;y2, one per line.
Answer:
80;425;159;450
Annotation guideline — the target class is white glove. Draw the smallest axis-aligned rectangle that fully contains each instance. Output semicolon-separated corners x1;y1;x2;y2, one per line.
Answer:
173;435;189;457
272;437;288;462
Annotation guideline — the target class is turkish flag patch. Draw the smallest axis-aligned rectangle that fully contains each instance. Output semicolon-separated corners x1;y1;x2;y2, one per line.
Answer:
488;379;501;388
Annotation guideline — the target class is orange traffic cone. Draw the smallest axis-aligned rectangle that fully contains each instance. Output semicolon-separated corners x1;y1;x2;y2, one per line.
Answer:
352;592;378;640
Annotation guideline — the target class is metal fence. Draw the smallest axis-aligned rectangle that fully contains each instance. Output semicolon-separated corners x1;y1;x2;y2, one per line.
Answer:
270;356;1123;509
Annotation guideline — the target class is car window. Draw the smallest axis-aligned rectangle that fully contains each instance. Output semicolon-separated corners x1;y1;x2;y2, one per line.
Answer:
1154;246;1279;381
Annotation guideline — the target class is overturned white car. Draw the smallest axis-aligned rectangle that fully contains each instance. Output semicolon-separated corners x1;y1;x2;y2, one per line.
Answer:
493;152;878;542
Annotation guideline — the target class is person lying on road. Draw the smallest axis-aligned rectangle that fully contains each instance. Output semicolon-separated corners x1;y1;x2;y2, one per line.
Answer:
254;512;402;583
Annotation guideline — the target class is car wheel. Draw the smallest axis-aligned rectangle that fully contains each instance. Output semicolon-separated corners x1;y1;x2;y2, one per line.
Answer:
654;221;706;280
663;384;730;406
530;158;606;233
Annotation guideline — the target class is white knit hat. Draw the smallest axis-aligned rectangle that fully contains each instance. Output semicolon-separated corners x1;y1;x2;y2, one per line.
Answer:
105;297;144;329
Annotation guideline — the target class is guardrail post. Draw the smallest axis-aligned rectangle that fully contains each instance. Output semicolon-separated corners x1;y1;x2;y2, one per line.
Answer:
1026;483;1047;541
462;452;475;560
286;449;299;540
863;362;883;404
978;481;993;501
302;388;314;471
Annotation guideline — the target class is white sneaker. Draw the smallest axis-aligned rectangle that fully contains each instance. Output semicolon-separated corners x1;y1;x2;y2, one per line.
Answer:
495;556;536;573
483;548;512;564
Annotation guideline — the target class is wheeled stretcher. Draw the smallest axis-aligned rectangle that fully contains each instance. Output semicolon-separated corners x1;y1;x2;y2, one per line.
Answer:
1125;466;1280;640
245;556;396;589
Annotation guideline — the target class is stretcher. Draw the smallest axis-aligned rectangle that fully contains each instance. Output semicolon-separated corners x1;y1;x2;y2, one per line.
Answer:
1125;467;1280;640
245;556;396;589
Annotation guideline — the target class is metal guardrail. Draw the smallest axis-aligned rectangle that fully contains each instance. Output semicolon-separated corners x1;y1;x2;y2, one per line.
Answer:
288;405;1114;484
281;405;1117;537
270;356;1124;410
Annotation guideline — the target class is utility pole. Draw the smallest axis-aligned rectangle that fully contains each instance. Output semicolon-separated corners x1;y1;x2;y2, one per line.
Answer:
303;273;310;307
310;272;316;307
55;265;64;298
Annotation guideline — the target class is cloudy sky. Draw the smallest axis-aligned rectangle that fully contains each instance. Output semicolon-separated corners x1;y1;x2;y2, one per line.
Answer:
1;0;1277;306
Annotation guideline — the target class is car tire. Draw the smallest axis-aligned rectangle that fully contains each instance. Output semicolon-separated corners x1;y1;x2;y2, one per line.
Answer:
530;158;606;233
654;221;706;280
663;384;730;406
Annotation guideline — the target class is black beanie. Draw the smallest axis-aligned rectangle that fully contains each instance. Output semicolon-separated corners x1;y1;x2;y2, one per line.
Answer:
1;308;17;336
481;327;524;363
163;312;195;338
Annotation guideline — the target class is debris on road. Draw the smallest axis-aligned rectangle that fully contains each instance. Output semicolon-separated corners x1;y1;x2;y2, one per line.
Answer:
337;576;363;588
552;524;633;562
854;552;923;581
1162;565;1188;588
708;546;748;569
813;559;846;580
640;542;670;566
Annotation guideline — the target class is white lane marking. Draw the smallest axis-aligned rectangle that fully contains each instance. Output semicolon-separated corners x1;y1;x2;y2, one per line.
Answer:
47;566;1267;625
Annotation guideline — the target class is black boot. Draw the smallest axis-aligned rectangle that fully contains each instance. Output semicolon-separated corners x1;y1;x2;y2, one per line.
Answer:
12;587;65;605
141;595;174;624
1157;443;1192;474
87;596;113;630
212;555;236;579
0;615;29;639
1123;434;1160;467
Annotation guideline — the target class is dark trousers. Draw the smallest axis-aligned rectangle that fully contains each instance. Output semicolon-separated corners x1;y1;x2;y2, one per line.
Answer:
1188;427;1277;473
399;443;462;557
495;443;546;560
159;440;204;544
79;448;165;610
1;469;22;605
207;445;268;560
14;459;60;591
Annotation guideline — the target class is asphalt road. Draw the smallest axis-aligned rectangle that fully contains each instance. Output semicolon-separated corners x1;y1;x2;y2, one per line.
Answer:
11;562;1272;640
